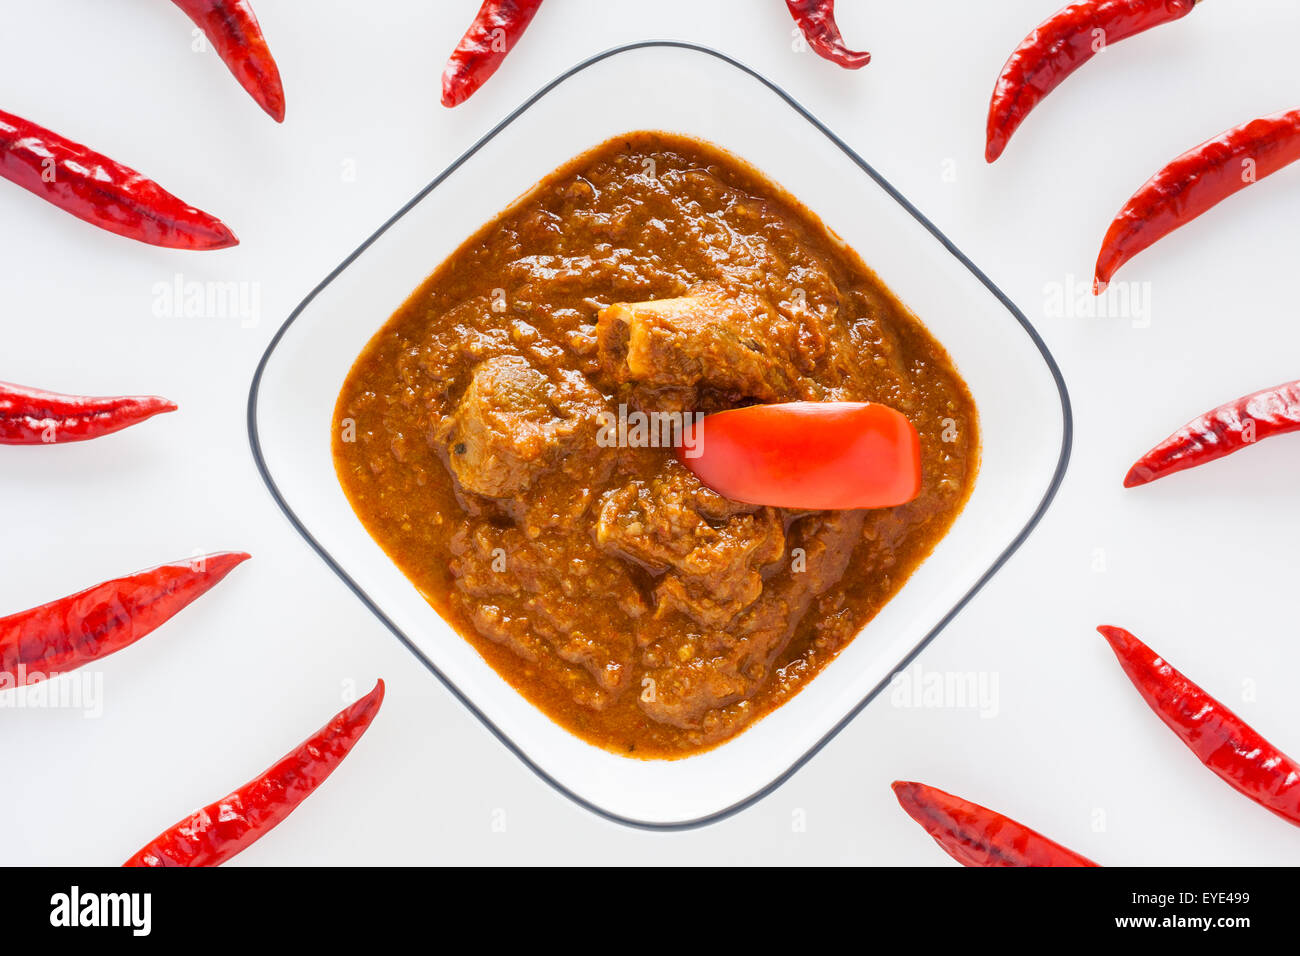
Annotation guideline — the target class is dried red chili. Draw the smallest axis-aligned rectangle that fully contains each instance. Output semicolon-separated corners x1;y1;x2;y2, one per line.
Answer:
124;680;385;866
786;0;870;69
986;0;1199;163
0;381;176;445
0;553;249;685
1095;108;1300;290
171;0;285;122
892;781;1099;867
1124;380;1300;487
441;0;545;108
1099;626;1300;828
0;109;237;249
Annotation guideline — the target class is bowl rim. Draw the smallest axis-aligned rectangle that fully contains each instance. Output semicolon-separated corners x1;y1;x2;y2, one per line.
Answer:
247;40;1074;831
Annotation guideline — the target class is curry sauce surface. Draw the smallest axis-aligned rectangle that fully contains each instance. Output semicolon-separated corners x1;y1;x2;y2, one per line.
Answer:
334;132;979;758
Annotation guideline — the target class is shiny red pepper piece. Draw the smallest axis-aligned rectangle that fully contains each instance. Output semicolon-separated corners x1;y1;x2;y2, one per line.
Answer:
1099;626;1300;829
441;0;545;108
892;781;1099;867
171;0;286;122
986;0;1199;163
1124;380;1300;487
0;381;176;445
0;553;249;686
786;0;870;69
124;680;385;866
0;109;237;249
1095;108;1300;291
679;402;921;510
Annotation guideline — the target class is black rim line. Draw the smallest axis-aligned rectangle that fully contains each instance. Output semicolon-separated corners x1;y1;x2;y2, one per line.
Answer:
246;40;1074;832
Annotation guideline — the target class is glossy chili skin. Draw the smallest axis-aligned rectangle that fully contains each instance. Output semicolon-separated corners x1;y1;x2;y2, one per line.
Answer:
0;109;237;249
171;0;285;122
1124;380;1300;487
0;381;176;445
1095;108;1300;290
441;0;545;107
986;0;1198;163
1099;626;1300;828
892;781;1099;867
679;402;921;510
124;680;385;867
786;0;870;69
0;553;249;685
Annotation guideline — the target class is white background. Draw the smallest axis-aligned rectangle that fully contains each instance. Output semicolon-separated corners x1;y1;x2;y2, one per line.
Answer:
3;0;1299;866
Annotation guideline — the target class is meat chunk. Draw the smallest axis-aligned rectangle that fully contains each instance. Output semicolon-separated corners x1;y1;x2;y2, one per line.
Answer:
596;285;799;401
437;354;601;498
637;510;866;731
450;523;644;711
595;461;785;629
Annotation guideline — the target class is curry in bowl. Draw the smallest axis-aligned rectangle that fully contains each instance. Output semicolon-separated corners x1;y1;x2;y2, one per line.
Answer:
333;132;978;758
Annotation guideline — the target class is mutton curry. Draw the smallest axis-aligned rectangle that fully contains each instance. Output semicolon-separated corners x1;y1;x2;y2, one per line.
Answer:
333;132;978;758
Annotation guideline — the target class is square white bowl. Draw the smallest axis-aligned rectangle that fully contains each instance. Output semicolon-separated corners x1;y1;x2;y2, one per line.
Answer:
248;42;1071;828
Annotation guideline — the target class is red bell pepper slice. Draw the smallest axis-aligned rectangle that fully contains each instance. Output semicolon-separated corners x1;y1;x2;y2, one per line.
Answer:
678;401;921;510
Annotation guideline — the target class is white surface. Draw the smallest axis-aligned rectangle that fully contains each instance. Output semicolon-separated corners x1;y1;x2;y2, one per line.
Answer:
1;0;1298;864
252;42;1066;825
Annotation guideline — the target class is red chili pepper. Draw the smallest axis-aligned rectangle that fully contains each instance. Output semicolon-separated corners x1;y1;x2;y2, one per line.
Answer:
1095;108;1300;291
441;0;545;108
1099;625;1300;829
986;0;1199;163
892;781;1099;867
124;680;385;866
0;553;249;686
0;109;237;250
786;0;870;69
0;381;176;445
678;402;921;510
171;0;285;122
1124;380;1300;487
